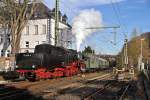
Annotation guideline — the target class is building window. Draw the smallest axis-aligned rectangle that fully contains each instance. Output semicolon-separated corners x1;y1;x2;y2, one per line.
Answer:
7;50;10;57
1;50;4;57
42;25;46;34
34;25;38;35
0;35;3;43
25;26;29;35
25;41;29;48
42;41;46;44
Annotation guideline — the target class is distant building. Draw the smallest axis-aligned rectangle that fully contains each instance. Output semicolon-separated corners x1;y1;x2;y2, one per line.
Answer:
98;54;116;61
0;2;72;56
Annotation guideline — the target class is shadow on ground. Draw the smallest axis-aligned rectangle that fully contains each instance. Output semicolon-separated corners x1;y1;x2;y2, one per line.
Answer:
0;84;44;100
49;80;129;100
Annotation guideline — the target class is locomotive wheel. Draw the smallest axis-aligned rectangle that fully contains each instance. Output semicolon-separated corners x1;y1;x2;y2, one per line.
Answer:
25;72;36;82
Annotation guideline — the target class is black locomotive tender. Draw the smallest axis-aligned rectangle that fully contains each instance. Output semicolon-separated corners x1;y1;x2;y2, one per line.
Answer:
16;44;79;70
14;44;84;80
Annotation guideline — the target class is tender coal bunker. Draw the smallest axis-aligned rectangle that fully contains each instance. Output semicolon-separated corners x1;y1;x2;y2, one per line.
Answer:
34;44;52;54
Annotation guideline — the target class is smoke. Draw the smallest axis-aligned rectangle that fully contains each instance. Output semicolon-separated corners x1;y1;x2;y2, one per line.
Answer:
72;9;103;51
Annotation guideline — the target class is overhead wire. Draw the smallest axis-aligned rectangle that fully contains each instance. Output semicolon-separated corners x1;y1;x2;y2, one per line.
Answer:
52;0;124;53
86;33;122;52
115;0;128;31
60;0;79;17
110;0;127;38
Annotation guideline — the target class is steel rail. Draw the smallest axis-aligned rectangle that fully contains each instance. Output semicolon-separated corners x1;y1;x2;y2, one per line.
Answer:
118;84;130;100
83;80;116;100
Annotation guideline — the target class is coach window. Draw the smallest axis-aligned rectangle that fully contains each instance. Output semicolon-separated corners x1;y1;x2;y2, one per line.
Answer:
25;41;29;48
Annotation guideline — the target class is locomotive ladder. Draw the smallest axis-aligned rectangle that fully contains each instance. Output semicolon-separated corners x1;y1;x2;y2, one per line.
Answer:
47;18;51;44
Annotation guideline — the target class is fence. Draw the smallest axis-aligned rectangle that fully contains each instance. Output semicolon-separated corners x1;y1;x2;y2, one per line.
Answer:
0;57;15;72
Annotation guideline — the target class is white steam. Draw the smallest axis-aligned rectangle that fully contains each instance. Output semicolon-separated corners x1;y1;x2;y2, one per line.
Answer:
72;9;103;51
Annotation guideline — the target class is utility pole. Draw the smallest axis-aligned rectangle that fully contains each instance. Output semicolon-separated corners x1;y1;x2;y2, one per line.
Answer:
124;38;128;71
140;38;145;71
55;0;59;46
140;38;145;58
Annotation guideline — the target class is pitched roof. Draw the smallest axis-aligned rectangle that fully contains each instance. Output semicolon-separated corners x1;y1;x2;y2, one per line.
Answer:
30;3;70;27
30;3;51;19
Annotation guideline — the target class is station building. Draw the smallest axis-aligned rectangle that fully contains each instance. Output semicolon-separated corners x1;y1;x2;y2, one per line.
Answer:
0;2;72;57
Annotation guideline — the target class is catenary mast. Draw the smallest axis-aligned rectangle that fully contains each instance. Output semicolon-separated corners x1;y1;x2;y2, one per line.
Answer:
55;0;59;46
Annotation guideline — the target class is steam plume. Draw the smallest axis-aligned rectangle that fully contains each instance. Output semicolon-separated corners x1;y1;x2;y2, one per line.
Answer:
72;9;103;51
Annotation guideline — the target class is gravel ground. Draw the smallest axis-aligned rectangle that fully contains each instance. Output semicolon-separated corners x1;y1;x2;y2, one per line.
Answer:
42;74;114;100
3;70;149;100
1;71;112;100
27;72;110;93
2;71;148;100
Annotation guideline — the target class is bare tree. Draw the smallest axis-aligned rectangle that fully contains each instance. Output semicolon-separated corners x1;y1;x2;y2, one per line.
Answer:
0;0;37;55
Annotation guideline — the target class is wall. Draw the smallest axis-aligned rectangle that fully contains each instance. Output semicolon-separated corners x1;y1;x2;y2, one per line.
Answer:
20;19;47;53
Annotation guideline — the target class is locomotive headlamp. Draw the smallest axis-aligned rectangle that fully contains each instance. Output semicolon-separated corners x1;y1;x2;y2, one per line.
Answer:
15;65;18;68
32;65;35;68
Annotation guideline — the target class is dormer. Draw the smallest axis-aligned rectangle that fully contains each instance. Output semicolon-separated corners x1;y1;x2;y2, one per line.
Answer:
62;14;68;23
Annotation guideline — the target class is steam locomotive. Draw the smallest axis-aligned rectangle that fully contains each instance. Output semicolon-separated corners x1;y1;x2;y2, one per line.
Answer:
15;44;85;81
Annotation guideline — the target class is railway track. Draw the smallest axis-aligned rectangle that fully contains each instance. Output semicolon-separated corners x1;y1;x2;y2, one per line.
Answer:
83;80;116;100
118;83;131;100
52;76;132;100
0;73;112;100
42;75;112;96
83;80;132;100
44;73;114;99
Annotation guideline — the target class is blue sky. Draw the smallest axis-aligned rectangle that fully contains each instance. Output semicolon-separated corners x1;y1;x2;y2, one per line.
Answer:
44;0;150;55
